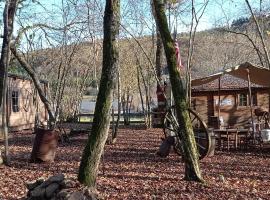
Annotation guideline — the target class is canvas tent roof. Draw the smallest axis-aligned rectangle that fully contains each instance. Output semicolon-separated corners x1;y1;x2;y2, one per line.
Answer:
191;62;270;87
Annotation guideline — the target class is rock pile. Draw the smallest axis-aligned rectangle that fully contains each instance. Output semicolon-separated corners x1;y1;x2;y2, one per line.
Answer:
25;174;98;200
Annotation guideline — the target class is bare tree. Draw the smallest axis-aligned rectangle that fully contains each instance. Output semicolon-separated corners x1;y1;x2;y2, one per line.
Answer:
0;0;18;165
111;66;121;143
186;0;209;104
78;0;120;187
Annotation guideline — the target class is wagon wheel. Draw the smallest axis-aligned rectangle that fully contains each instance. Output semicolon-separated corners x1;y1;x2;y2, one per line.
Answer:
163;106;210;159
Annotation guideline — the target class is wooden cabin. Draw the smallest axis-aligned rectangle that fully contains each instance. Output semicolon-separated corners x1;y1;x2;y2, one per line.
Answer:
192;74;270;128
0;73;48;133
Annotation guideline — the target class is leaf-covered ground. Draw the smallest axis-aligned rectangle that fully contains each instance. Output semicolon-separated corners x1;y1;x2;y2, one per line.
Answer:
1;127;270;199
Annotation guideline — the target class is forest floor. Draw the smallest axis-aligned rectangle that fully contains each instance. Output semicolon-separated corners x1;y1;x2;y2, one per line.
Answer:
0;126;270;200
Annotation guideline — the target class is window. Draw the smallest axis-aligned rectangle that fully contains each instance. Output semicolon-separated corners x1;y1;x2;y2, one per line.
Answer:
239;93;247;106
238;92;257;106
252;92;257;106
12;91;20;112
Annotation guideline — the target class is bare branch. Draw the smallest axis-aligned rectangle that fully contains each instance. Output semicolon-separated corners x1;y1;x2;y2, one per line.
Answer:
245;0;270;69
223;28;264;67
120;23;161;85
10;45;56;123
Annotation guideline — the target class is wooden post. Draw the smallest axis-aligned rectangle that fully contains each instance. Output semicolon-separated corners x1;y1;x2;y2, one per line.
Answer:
2;66;9;164
218;77;221;129
247;69;255;141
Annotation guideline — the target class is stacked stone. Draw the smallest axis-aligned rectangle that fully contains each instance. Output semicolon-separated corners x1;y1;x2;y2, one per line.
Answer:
25;174;97;200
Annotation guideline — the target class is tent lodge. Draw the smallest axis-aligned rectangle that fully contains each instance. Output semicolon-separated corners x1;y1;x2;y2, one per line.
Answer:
191;62;270;128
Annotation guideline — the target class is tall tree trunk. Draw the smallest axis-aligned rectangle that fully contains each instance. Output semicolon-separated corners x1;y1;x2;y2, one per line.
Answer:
151;0;163;80
0;0;18;165
125;88;130;125
121;94;126;124
112;67;121;143
153;0;203;182
78;0;120;187
155;33;163;79
136;64;147;124
136;58;151;126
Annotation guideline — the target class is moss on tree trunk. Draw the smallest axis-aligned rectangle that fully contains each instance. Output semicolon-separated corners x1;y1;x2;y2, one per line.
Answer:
78;0;120;187
0;0;18;162
0;0;16;111
153;0;204;182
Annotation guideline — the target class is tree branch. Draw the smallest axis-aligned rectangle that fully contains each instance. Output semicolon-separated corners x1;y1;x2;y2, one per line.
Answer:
10;45;56;124
222;28;264;67
245;0;270;69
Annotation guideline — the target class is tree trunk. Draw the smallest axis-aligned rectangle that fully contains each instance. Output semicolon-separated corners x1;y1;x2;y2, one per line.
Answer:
124;90;129;125
112;68;121;143
0;0;18;165
155;32;163;79
121;94;126;124
136;60;151;127
153;0;203;182
78;0;120;187
136;64;148;126
151;0;163;80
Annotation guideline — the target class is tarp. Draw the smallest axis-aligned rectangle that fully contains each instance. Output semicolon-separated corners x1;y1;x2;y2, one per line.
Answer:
191;62;270;87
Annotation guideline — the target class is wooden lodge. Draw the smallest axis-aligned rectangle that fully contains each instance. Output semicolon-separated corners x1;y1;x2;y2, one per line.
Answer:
191;63;270;128
192;75;269;128
0;73;48;134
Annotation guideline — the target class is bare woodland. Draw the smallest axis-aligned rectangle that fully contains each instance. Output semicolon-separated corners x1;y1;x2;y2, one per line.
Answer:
1;0;270;199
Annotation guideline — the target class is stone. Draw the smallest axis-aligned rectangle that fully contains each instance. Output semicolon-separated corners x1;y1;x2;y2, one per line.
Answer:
67;192;85;200
40;174;65;188
45;183;60;198
30;186;46;198
57;189;70;199
83;188;98;200
60;179;74;189
26;179;44;190
48;174;65;183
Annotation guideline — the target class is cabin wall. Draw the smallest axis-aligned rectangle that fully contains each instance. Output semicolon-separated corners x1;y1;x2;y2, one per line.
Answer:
0;77;47;132
192;89;269;128
191;94;214;125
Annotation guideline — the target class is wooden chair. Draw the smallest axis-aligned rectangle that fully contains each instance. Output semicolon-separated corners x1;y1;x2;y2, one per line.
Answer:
237;130;250;150
218;128;237;150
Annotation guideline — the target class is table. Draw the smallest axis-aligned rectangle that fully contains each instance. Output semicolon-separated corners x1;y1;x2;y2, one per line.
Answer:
213;128;249;150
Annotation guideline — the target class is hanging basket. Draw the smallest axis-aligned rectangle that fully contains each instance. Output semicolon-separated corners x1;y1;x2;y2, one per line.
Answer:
30;128;59;163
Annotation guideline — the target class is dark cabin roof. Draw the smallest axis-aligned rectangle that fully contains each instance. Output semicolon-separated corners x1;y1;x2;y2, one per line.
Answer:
192;74;268;91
